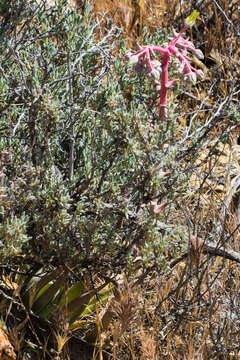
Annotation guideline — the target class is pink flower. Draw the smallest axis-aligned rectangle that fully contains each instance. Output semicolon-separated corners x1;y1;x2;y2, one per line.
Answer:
126;13;205;119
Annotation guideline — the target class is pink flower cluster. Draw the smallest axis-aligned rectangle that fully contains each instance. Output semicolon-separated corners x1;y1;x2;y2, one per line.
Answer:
126;24;204;119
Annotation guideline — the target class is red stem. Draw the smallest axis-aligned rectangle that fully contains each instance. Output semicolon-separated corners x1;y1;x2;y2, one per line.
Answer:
159;53;170;119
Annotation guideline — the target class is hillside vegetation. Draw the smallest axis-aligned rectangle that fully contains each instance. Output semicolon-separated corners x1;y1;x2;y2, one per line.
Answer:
0;0;239;359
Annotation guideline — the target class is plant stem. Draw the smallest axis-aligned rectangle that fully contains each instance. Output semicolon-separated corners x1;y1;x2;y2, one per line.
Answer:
159;53;169;120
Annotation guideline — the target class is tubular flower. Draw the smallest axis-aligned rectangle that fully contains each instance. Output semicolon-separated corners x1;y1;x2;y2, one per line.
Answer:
126;10;204;119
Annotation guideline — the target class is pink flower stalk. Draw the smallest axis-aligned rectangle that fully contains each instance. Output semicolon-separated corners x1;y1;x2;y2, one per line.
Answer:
127;11;204;120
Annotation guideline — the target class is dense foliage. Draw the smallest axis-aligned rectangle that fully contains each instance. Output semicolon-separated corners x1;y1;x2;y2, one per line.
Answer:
0;0;239;359
0;0;193;277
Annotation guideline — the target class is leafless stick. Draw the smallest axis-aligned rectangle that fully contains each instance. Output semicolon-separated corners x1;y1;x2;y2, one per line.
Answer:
212;0;234;27
170;239;240;268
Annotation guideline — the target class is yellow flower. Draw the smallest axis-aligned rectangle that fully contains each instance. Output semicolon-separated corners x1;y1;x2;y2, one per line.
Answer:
185;10;199;27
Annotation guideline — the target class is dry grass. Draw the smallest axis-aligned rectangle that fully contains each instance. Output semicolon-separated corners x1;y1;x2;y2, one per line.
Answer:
104;259;240;359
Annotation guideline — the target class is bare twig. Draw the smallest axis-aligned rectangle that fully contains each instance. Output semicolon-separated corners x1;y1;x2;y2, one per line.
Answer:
170;238;240;269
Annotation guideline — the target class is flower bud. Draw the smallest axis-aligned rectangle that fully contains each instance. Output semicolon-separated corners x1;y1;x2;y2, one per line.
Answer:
194;48;204;59
127;54;139;66
183;71;197;83
196;69;204;79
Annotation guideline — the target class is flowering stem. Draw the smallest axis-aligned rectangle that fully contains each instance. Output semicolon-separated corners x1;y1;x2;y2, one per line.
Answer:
159;53;169;119
127;11;204;121
169;26;187;47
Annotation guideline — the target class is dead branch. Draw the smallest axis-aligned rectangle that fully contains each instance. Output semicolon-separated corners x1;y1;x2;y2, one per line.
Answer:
170;239;240;268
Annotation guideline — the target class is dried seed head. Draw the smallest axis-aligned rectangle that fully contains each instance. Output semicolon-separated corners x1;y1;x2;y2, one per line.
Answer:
139;331;157;360
112;282;136;334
